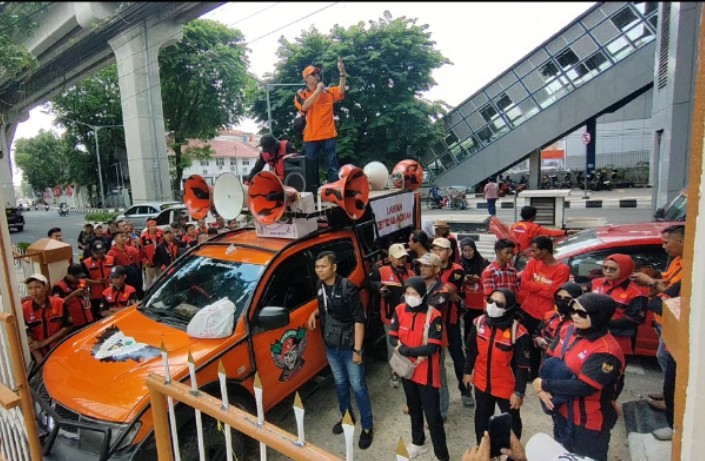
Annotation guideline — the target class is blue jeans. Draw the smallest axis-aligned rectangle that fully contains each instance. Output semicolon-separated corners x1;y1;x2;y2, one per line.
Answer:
654;324;668;372
325;345;374;430
304;138;339;183
487;198;497;216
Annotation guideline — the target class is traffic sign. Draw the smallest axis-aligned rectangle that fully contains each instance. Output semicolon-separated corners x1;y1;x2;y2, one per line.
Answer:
582;132;591;145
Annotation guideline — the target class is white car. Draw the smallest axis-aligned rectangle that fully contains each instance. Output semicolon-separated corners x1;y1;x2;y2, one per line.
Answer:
115;201;181;232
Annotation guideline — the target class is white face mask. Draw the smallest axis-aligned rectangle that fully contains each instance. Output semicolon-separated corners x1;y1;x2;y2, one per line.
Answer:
486;302;507;318
405;295;422;308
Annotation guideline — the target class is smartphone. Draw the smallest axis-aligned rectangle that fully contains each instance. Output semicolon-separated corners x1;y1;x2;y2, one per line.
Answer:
488;412;512;458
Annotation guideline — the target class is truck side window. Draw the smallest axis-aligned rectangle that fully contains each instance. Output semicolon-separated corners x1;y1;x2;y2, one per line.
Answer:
155;210;171;226
312;241;357;278
259;253;314;311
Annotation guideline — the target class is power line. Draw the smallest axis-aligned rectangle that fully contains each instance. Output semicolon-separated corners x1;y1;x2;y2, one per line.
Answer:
223;2;282;28
245;2;340;45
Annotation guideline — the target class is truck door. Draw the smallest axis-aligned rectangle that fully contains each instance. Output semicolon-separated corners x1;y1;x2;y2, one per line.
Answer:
251;251;324;407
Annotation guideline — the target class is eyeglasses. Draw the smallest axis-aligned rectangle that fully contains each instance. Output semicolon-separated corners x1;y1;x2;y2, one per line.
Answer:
601;265;619;273
569;307;589;319
554;296;574;303
487;298;506;309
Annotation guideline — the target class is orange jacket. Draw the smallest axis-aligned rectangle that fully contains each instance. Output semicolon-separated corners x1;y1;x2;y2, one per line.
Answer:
294;86;344;142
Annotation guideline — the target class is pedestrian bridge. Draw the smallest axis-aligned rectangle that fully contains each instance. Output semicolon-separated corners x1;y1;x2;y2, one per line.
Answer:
426;2;658;189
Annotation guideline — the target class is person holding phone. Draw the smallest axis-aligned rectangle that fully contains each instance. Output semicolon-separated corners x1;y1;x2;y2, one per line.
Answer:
388;276;449;461
533;282;583;353
463;288;530;447
534;293;625;461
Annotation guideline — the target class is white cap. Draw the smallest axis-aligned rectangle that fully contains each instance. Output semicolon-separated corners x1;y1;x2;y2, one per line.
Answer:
388;243;408;259
525;433;596;461
24;273;48;286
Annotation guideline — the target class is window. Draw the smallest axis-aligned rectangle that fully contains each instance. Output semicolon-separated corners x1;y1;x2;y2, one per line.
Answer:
495;93;513;111
243;160;250;166
311;241;358;278
216;158;225;166
203;169;208;175
566;246;668;284
556;49;579;68
540;61;559;80
611;7;638;31
479;104;498;123
259;253;315;311
200;160;209;166
230;158;237;166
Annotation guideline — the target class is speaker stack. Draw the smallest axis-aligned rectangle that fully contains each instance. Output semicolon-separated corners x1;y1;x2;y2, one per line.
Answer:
284;156;319;194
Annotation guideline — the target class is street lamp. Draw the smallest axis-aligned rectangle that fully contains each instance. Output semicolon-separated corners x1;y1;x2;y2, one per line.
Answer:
56;116;124;210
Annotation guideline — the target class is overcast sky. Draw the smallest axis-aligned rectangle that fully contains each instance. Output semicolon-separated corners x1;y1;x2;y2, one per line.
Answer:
13;2;594;143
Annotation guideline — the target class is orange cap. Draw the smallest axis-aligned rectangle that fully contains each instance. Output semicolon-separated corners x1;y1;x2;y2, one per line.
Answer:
302;65;319;79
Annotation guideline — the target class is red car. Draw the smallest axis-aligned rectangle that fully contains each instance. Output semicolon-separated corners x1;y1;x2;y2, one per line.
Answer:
551;222;675;357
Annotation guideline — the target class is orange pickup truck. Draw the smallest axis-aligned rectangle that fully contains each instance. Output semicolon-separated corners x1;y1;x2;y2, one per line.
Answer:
30;189;420;461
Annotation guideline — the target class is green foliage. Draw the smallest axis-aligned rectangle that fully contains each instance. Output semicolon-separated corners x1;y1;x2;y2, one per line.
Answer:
85;211;120;223
13;130;79;193
160;19;252;188
249;14;451;169
0;2;49;80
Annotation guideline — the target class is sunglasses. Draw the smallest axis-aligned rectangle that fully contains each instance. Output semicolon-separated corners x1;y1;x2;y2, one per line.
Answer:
601;265;619;273
487;298;506;309
569;307;589;319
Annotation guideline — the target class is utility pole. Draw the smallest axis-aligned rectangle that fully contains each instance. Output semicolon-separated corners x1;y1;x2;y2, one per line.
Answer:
262;82;303;134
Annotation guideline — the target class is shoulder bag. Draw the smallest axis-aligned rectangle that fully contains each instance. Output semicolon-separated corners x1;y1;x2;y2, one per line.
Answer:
389;306;433;379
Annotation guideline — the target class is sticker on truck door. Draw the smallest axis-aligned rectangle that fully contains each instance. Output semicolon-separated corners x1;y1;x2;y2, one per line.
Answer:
270;328;308;381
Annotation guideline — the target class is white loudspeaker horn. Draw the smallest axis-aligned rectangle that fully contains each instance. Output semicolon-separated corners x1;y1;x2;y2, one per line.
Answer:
363;161;389;190
213;172;245;220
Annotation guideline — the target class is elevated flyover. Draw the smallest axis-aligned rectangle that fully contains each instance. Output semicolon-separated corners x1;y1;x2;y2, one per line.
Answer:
425;2;658;188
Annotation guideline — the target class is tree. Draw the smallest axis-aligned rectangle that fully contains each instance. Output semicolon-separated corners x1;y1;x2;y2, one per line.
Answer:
13;130;78;193
0;2;49;81
249;14;451;170
159;19;252;189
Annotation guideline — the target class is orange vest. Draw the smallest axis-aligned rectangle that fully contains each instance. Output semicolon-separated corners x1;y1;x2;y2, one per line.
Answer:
22;297;67;352
83;255;115;300
102;285;137;310
378;265;414;325
54;279;93;326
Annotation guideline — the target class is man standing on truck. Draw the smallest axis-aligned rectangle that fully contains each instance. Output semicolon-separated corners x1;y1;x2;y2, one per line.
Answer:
307;251;374;450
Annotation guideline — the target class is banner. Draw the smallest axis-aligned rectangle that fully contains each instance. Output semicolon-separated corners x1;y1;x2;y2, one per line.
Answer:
370;192;415;237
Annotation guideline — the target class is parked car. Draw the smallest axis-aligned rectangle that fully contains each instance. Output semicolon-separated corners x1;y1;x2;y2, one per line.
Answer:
550;222;675;357
115;201;181;232
6;207;25;232
18;202;30;211
152;204;217;232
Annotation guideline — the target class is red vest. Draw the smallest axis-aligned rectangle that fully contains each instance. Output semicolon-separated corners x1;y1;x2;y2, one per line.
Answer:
22;297;67;351
472;315;528;399
102;285;137;310
390;303;443;388
553;328;625;430
140;231;164;265
439;262;464;325
590;277;644;323
262;140;289;178
54;279;93;326
83;255;115;300
378;265;414;325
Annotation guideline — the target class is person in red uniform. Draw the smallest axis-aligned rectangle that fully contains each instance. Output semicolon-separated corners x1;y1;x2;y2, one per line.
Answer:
368;243;414;388
509;206;570;254
518;236;570;380
52;263;93;328
534;293;625;461
433;221;460;264
463;288;530;446
22;273;72;361
181;224;199;250
154;228;181;271
389;276;449;461
481;238;520;296
589;253;647;355
100;265;138;317
140;220;164;289
431;237;471;407
108;230;143;299
82;240;115;320
533;282;583;353
244;134;297;184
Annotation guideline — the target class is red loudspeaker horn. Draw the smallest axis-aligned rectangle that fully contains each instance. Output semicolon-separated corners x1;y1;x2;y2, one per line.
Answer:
391;159;424;191
248;171;300;225
321;166;370;220
184;175;213;220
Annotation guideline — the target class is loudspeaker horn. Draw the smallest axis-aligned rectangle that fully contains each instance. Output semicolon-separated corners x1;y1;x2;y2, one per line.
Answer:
213;173;245;220
248;171;300;225
363;161;389;190
321;165;370;220
184;175;213;220
391;159;423;191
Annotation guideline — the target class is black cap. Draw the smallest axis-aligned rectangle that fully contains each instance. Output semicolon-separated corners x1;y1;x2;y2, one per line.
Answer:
258;135;277;152
67;263;87;278
109;265;127;278
91;240;106;253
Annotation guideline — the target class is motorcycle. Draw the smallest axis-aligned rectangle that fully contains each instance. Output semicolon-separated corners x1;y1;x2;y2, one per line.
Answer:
58;204;69;217
45;203;50;211
426;185;467;210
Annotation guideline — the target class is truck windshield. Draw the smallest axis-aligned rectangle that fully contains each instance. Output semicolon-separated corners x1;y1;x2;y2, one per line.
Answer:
140;256;264;325
662;192;687;221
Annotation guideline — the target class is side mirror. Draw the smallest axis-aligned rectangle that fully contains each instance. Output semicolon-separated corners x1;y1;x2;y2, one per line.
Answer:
257;306;290;331
654;207;665;221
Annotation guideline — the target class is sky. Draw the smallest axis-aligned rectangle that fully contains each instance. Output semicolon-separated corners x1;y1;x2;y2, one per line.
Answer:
11;2;595;179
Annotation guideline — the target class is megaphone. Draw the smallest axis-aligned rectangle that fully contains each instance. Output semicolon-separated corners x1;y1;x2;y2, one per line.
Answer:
248;171;300;225
184;175;213;220
363;161;389;190
213;172;245;220
321;165;370;220
391;159;423;191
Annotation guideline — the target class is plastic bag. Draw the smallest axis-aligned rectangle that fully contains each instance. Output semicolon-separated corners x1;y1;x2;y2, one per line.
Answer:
186;297;236;339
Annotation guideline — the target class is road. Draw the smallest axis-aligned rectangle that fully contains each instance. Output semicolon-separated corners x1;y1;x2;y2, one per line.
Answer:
10;207;85;257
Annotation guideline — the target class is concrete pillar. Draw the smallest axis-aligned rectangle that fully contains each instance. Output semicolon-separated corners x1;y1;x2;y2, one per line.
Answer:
108;19;183;203
528;148;541;189
0;111;28;207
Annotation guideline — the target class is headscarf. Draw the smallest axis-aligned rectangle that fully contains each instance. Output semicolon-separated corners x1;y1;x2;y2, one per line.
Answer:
486;288;517;328
573;292;616;338
403;276;428;312
603;253;635;287
459;237;490;276
554;282;583;316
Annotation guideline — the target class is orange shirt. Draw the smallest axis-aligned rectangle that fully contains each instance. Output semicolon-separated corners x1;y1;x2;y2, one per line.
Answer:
294;85;344;142
518;258;570;320
509;221;566;252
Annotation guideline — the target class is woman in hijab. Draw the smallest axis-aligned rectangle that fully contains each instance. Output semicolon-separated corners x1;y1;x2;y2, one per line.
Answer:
533;282;583;352
463;288;530;447
389;276;449;461
589;253;647;352
533;293;625;461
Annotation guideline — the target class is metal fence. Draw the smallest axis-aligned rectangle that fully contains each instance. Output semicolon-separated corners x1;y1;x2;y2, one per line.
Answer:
11;246;40;301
